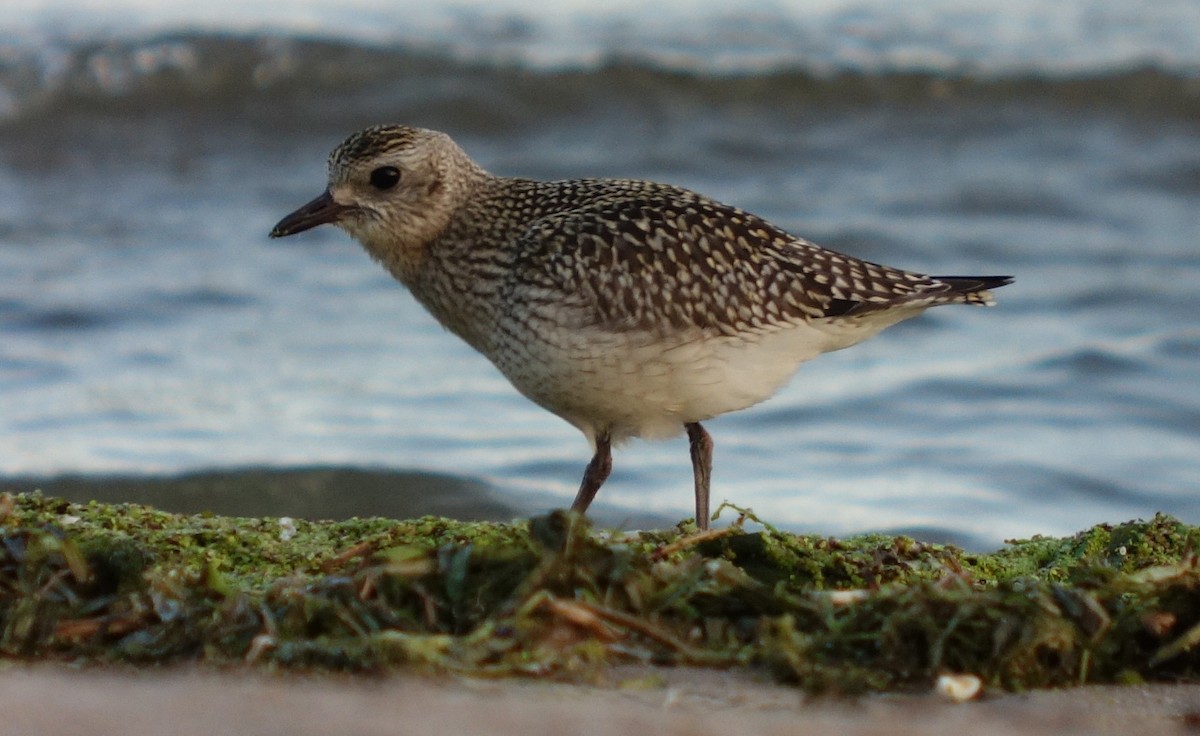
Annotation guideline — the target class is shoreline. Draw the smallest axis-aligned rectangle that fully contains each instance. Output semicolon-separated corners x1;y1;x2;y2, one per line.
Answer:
0;465;680;532
0;466;986;548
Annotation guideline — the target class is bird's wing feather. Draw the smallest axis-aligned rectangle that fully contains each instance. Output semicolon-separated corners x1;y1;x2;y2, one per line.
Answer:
507;183;947;335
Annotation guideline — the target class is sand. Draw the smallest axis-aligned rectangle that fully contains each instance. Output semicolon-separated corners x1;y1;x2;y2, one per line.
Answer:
3;665;1197;736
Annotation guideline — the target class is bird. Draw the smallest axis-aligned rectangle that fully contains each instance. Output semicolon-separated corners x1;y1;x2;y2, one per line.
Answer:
270;124;1011;531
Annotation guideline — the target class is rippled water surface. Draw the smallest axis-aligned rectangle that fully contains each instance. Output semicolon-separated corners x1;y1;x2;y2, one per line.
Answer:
1;1;1199;548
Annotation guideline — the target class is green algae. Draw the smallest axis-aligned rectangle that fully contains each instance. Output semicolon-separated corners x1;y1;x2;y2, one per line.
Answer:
1;491;1198;692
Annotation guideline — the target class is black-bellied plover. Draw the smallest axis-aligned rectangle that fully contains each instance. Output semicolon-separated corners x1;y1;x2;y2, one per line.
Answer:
271;125;1011;530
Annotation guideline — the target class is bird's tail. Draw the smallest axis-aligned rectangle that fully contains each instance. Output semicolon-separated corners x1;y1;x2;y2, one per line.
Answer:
931;275;1014;306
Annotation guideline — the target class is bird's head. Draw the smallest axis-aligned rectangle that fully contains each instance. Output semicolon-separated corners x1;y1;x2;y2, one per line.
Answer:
270;125;484;271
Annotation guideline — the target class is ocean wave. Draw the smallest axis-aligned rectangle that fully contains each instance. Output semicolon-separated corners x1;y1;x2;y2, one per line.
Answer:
2;33;1199;129
6;0;1200;74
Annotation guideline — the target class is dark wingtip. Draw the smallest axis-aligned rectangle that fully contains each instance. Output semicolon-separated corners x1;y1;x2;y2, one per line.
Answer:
934;275;1015;292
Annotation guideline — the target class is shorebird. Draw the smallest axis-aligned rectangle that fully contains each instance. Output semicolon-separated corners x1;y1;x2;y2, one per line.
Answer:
271;125;1011;530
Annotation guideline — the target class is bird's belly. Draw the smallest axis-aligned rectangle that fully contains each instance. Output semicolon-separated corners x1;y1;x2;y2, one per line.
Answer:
487;319;869;444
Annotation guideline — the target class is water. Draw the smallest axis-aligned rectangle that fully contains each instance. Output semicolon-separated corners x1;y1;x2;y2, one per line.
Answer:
1;1;1199;549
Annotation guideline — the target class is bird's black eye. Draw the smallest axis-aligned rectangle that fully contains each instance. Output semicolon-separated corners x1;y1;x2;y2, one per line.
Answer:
369;166;401;190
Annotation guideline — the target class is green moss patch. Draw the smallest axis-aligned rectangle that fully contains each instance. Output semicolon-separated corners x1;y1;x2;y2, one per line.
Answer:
2;492;1198;692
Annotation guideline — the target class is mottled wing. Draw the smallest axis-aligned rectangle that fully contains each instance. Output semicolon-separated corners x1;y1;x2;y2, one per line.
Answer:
509;182;949;336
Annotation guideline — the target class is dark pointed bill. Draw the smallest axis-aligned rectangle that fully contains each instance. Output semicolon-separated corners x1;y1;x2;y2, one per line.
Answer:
269;190;352;238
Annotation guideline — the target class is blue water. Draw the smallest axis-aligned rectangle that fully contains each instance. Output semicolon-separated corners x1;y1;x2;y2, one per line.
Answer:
1;1;1199;548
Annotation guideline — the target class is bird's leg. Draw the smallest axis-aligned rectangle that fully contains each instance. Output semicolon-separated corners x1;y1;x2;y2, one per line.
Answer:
686;422;713;530
571;430;612;516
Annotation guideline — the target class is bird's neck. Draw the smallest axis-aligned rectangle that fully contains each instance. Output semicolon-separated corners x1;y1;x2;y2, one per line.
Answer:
386;176;534;353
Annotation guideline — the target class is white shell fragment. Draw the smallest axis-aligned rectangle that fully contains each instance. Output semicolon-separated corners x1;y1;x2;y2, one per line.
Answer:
934;673;982;702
